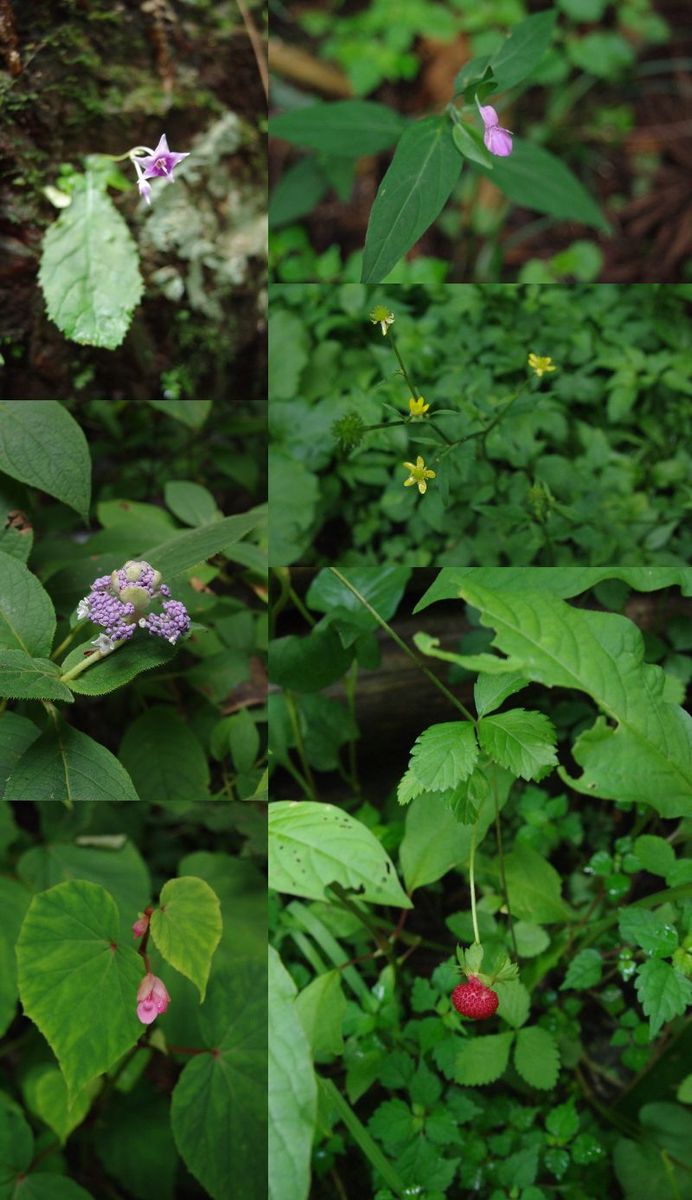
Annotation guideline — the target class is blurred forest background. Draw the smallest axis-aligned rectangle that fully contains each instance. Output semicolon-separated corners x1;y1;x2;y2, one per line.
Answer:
269;0;692;284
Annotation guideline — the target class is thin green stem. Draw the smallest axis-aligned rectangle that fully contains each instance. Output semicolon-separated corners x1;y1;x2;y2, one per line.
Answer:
343;659;361;794
469;817;480;945
328;568;475;723
60;639;126;682
51;623;87;662
318;1077;408;1197
387;328;420;401
285;691;317;800
288;585;316;628
493;775;517;957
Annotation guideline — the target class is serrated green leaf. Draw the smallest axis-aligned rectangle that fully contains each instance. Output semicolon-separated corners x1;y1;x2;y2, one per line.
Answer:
119;707;210;807
268;948;316;1200
495;979;531;1028
400;766;512;892
560;948;603;990
619;908;679;958
270;100;406;156
546;1098;579;1143
513;921;550;958
269;800;411;908
5;724;140;805
39;174;143;349
397;768;426;806
0;649;74;703
295;970;346;1058
489;11;557;91
369;1098;415;1146
59;636;178;695
16;880;144;1100
635;959;692;1038
409;722;479;792
142;509;265;580
0;401;91;521
514;1025;560;1089
478;708;557;780
503;843;572;923
362;116;462;283
172;963;266;1200
455;1032;514;1085
474;670;528;716
413;631;525;676
454;583;692;817
150;876;222;1002
164;480;220;527
0;551;56;658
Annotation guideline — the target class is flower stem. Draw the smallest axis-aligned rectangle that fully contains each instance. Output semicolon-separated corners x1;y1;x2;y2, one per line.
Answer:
51;622;86;662
328;568;475;722
59;639;126;682
469;816;480;945
387;327;420;401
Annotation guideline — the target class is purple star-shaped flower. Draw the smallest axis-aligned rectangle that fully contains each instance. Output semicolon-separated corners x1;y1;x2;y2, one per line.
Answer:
138;134;189;181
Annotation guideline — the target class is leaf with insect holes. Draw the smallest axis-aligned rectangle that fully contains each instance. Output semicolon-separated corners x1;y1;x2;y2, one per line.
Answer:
150;876;222;1002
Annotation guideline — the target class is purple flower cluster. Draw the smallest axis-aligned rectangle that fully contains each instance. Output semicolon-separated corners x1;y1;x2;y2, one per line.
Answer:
139;600;191;645
76;560;190;652
77;576;137;648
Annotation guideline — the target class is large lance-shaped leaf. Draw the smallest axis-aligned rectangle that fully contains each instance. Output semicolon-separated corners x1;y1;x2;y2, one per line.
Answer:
0;551;56;658
488;10;556;92
268;948;315;1200
457;583;692;817
476;140;608;231
142;509;265;579
5;724;140;805
269;801;412;908
149;876;222;1002
171;962;267;1200
270;100;406;156
39;174;143;350
0;401;91;522
16;880;145;1100
361;116;462;282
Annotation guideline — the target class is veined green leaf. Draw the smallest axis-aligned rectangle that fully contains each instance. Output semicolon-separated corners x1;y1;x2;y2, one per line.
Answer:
270;100;406;156
455;583;692;817
362;116;462;283
150;876;222;1002
477;139;608;231
5;724;140;805
39;173;143;350
16;880;144;1100
0;401;91;521
514;1025;560;1089
489;11;557;92
478;708;557;781
455;1032;514;1085
59;636;179;696
142;508;265;578
269;801;411;908
0;650;74;703
0;551;56;658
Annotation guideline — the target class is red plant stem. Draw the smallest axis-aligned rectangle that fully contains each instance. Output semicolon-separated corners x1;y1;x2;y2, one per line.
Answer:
166;1045;211;1056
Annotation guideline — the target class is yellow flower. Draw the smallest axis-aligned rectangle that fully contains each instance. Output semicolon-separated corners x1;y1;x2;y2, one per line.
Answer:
369;305;395;336
528;353;557;378
403;455;436;495
408;396;430;418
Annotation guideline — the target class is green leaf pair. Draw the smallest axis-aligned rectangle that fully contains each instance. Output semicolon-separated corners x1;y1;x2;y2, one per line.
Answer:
456;1023;559;1089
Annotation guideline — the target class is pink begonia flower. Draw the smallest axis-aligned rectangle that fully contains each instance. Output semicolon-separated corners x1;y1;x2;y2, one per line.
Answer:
132;913;150;938
478;104;513;158
136;973;170;1026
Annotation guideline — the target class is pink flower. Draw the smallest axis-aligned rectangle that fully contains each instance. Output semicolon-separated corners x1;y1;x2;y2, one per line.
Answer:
478;103;513;158
136;973;170;1025
132;913;150;938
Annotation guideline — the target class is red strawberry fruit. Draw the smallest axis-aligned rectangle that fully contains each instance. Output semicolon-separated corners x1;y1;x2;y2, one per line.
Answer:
451;976;499;1020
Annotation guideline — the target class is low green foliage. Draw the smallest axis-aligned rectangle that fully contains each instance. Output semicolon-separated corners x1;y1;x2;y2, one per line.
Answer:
269;282;692;566
269;567;692;1200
